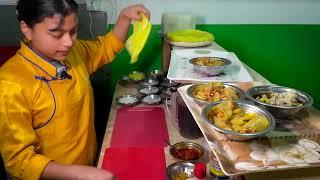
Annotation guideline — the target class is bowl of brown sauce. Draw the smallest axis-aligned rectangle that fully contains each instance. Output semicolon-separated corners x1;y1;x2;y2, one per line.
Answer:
169;142;205;161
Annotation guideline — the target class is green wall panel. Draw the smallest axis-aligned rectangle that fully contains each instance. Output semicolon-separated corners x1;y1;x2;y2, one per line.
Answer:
96;24;319;109
104;25;162;94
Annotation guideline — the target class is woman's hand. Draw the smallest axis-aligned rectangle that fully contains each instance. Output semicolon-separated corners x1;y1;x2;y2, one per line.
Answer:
41;161;116;180
112;4;150;42
119;4;150;22
69;165;116;180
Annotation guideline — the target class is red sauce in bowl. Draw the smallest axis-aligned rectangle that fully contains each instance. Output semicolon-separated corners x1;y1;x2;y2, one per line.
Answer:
173;148;201;161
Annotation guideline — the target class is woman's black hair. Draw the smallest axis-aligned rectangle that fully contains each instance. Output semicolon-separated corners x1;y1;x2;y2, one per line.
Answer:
16;0;79;27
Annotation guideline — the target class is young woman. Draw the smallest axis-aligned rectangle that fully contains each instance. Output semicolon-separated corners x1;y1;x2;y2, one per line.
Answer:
0;0;149;179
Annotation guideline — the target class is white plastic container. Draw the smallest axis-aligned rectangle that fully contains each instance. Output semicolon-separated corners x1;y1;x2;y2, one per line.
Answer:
161;12;197;34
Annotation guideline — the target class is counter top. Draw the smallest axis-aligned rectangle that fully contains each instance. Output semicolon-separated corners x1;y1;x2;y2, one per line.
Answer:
97;41;320;179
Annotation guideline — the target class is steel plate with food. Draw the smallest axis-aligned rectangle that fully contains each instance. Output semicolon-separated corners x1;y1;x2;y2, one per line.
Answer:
201;100;275;141
189;57;231;76
246;85;313;118
187;82;245;105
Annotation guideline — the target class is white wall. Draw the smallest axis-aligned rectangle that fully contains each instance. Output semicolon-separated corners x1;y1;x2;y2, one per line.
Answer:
104;0;320;24
2;0;319;24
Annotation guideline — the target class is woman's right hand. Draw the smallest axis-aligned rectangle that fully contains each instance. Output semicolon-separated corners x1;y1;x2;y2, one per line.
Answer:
69;165;116;180
41;161;116;180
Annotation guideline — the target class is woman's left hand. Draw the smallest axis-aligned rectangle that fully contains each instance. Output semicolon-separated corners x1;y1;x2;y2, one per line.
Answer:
112;4;150;42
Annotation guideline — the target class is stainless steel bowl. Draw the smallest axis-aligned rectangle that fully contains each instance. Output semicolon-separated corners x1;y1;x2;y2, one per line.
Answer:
189;57;231;76
141;78;159;86
186;83;246;106
119;75;134;85
160;78;179;87
201;101;276;141
149;69;164;80
128;71;145;83
138;85;160;95
141;94;162;105
169;141;206;161
167;161;194;180
246;85;314;118
115;95;140;106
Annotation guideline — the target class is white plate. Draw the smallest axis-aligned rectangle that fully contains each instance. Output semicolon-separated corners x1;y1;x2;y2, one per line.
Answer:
168;41;212;47
167;49;254;83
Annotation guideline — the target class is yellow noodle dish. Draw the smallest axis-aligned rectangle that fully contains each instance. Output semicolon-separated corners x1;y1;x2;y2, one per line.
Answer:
192;82;239;102
206;101;270;133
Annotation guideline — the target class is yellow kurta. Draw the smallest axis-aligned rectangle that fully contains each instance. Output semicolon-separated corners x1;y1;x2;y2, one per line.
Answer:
0;31;124;180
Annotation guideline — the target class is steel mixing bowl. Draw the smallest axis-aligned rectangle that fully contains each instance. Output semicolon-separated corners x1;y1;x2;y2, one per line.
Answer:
246;85;313;118
201;101;276;141
186;83;246;106
189;57;231;76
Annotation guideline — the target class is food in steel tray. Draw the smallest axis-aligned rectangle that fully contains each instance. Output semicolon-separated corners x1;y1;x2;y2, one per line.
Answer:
256;92;303;107
207;101;270;133
192;57;225;66
192;82;239;102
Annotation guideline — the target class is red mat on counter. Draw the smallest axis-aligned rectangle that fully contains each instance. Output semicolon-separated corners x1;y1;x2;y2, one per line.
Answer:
110;107;169;148
102;147;166;180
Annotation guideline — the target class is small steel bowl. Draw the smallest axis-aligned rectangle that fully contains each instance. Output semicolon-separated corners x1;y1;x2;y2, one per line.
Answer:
115;95;140;106
141;94;162;105
246;85;314;118
169;142;206;161
167;161;194;180
128;71;146;83
160;78;179;87
121;75;131;82
189;57;231;76
138;85;160;95
141;78;159;86
186;83;246;106
201;101;276;141
119;75;134;85
149;69;164;80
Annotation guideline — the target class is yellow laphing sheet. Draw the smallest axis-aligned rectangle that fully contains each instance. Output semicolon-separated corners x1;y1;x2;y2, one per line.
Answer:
167;29;214;42
125;13;151;63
